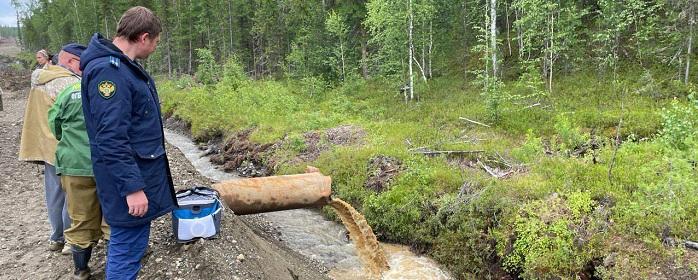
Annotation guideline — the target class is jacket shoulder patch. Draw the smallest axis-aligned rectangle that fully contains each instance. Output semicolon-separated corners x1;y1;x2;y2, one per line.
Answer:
109;56;120;68
98;80;116;99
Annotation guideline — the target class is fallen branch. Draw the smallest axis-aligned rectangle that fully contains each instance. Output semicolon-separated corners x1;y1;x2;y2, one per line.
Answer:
477;159;513;179
414;150;485;156
665;237;698;251
459;117;491;128
523;102;541;109
494;152;513;168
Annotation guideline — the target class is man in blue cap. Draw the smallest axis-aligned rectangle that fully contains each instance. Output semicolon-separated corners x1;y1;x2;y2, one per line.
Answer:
49;43;110;280
80;6;177;279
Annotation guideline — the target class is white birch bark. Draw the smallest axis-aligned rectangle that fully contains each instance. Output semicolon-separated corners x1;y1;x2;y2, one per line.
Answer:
548;10;554;93
686;8;694;85
490;0;497;78
429;21;433;78
408;0;415;101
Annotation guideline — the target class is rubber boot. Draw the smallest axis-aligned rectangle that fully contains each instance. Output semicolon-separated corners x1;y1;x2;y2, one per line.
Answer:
71;245;92;280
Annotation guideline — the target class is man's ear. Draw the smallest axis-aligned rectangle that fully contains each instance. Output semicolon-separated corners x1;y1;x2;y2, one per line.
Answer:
139;32;150;44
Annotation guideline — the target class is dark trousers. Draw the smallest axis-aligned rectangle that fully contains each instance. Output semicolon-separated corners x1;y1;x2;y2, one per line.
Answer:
106;222;150;280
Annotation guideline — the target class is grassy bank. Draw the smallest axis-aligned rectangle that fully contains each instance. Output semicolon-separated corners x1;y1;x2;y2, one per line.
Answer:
159;71;698;279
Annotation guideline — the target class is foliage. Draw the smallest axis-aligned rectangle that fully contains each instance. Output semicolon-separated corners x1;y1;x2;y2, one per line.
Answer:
221;55;249;90
659;97;697;149
553;114;588;152
159;70;696;279
195;48;219;85
16;0;698;278
496;194;587;279
0;26;18;38
511;129;545;163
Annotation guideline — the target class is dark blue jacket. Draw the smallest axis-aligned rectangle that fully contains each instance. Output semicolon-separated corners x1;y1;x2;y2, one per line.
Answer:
80;33;177;227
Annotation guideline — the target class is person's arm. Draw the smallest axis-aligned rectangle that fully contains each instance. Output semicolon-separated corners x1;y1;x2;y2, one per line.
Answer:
48;87;69;140
86;66;148;216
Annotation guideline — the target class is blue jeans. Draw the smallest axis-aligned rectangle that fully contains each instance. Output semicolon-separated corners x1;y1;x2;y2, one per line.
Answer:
106;222;151;280
44;163;70;242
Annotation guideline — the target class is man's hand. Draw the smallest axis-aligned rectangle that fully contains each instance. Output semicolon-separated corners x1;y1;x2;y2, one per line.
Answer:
126;190;148;217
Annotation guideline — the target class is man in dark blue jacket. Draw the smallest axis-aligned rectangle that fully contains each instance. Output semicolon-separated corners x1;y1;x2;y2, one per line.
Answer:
79;6;176;279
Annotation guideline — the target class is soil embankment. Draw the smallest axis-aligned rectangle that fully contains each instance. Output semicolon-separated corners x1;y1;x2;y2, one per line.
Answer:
0;43;329;279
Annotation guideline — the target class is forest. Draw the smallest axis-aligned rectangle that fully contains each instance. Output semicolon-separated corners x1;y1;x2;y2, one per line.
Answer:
10;0;698;279
0;26;18;38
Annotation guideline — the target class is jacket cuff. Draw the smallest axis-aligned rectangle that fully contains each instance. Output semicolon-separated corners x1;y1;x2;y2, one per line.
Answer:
120;180;145;197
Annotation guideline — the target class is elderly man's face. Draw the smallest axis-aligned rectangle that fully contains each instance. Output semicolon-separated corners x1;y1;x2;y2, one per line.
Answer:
66;55;81;75
58;51;81;76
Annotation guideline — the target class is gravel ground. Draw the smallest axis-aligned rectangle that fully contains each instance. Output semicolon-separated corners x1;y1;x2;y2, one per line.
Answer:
0;78;329;280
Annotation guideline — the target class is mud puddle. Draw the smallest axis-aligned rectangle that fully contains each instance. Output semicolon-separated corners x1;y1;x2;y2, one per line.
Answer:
164;129;453;279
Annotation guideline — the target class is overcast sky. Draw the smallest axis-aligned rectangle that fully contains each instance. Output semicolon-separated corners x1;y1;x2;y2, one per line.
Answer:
1;0;18;27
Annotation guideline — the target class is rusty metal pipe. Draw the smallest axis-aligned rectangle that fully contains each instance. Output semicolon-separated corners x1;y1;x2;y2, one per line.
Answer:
212;172;332;215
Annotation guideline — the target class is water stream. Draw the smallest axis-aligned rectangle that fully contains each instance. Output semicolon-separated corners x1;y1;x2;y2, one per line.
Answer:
164;129;453;279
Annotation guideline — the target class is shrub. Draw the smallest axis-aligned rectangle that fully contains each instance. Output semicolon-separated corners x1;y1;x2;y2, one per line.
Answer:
195;48;219;85
553;114;588;153
659;98;697;150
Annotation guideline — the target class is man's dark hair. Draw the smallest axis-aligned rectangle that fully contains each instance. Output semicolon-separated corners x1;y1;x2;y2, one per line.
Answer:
116;6;162;42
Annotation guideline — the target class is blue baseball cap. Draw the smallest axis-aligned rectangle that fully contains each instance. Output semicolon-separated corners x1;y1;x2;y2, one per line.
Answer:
61;43;87;58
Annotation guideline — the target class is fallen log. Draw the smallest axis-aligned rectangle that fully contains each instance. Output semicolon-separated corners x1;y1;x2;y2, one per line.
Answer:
413;150;485;156
664;237;698;251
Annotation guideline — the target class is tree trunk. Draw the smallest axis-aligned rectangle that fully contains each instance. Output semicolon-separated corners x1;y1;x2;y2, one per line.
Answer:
516;7;523;59
15;9;21;48
166;28;173;77
104;16;109;38
408;0;415;101
548;10;554;93
490;0;497;78
422;21;426;76
686;9;694;85
71;0;82;41
188;38;193;74
428;20;433;78
463;0;468;81
228;0;234;54
360;26;369;79
340;39;346;81
505;2;511;56
173;0;181;74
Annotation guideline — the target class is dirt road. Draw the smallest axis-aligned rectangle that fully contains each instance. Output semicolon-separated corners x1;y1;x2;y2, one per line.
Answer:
0;72;328;279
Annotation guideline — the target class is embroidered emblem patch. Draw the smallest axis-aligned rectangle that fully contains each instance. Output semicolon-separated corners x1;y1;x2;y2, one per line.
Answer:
98;80;116;99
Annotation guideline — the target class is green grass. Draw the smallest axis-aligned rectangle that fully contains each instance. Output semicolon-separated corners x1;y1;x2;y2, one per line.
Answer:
159;70;698;279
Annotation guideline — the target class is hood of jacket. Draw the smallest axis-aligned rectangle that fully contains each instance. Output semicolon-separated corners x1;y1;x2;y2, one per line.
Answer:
36;65;75;86
80;33;127;70
80;33;150;81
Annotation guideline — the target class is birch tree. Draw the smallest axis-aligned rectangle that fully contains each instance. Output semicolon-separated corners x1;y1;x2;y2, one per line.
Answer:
365;0;435;101
326;10;350;82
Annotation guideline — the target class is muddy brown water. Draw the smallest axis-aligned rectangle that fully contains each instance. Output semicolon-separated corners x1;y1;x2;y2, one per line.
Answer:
329;198;389;278
164;129;453;279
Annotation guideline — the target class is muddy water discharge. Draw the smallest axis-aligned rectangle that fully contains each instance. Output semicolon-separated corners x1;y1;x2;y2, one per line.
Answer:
329;198;389;278
164;129;453;279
